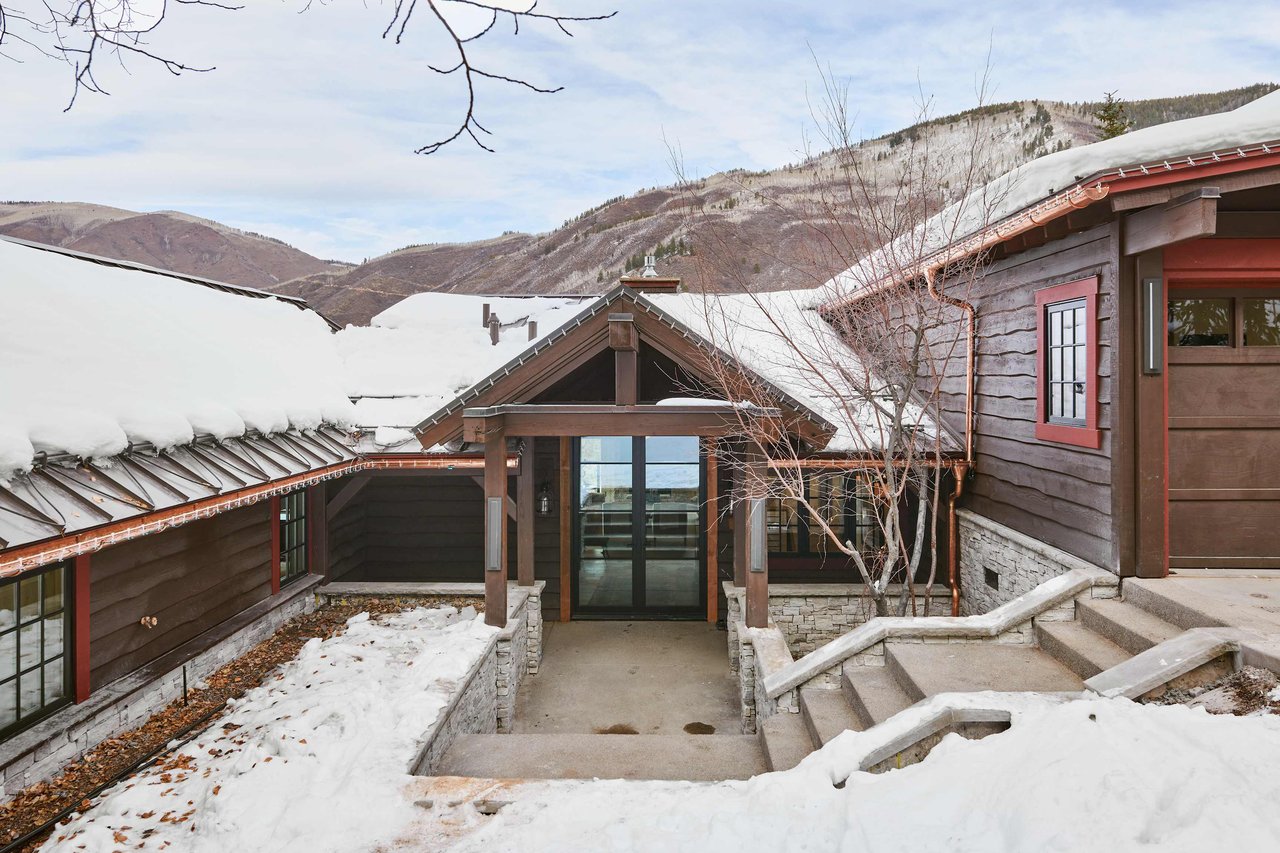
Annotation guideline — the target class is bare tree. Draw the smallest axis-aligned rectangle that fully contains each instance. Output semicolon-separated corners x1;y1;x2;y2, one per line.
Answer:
675;67;1010;617
0;0;614;153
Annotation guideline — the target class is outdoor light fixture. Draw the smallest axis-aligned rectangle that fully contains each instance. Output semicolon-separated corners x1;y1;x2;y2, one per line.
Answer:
486;497;503;571
536;482;553;517
748;497;767;573
1142;276;1164;375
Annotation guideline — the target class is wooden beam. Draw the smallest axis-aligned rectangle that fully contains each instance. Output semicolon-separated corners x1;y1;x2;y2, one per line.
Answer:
1123;188;1218;256
1111;223;1138;577
608;312;638;351
1110;166;1280;212
610;308;637;407
1134;249;1168;579
484;428;509;628
326;473;371;521
558;436;572;622
705;439;718;624
1215;211;1280;238
732;468;746;588
744;451;769;629
463;405;776;439
517;451;535;586
470;476;517;519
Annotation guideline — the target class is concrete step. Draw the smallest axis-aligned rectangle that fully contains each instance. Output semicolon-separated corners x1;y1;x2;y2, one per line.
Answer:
437;733;766;781
1076;597;1183;656
1035;620;1132;679
759;712;814;772
841;662;914;728
886;642;1085;702
1126;578;1233;630
799;686;863;746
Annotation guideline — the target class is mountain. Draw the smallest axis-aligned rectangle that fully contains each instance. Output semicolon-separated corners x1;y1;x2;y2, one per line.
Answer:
5;84;1273;326
0;202;350;291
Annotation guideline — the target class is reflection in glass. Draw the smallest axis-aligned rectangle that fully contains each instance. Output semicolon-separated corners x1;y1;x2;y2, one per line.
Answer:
578;439;634;608
1244;298;1280;346
644;437;700;608
1168;298;1231;347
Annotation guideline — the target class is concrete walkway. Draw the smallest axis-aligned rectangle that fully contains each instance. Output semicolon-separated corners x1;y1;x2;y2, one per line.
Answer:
514;621;742;736
436;621;766;781
1132;575;1280;636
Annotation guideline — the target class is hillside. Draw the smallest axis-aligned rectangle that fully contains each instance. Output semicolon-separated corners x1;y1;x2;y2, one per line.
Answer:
5;84;1273;326
0;202;349;291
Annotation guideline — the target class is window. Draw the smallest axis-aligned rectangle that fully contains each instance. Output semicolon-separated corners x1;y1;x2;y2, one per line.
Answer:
766;471;883;558
1168;294;1280;348
1;562;71;737
278;490;308;586
1035;277;1100;448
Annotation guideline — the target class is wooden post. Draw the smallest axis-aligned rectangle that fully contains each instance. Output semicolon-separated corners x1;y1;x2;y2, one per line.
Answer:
744;454;769;629
484;428;509;627
517;444;535;586
558;436;572;622
73;554;91;702
732;468;746;587
610;313;638;406
307;484;329;580
269;494;281;595
705;439;719;623
1134;248;1169;577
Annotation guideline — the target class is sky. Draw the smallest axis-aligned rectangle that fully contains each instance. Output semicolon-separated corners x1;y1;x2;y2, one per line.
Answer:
1;0;1278;262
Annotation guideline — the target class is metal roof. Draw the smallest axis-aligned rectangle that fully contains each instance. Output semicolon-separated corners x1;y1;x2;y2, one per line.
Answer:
0;428;355;557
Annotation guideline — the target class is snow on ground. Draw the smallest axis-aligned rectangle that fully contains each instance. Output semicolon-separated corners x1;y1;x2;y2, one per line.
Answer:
407;697;1280;853
0;239;353;479
42;607;495;853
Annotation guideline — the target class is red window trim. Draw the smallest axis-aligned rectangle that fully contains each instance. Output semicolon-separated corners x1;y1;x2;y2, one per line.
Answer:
1034;276;1101;449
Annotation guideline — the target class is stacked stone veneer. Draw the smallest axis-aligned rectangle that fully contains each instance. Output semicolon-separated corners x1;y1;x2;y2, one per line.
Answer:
1;577;320;802
411;638;498;775
957;509;1112;616
732;623;797;734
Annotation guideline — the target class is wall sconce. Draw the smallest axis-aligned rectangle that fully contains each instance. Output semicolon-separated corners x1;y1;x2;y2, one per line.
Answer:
1142;276;1164;375
537;483;553;517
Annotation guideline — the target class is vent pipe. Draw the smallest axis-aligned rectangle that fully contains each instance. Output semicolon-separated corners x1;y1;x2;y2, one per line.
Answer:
489;313;501;345
527;320;538;341
482;303;491;327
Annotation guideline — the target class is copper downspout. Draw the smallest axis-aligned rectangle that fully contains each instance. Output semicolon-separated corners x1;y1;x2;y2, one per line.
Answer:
923;268;976;616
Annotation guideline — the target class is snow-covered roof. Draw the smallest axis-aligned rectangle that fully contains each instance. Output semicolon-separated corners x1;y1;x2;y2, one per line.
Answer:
336;292;593;452
822;90;1280;300
0;237;354;480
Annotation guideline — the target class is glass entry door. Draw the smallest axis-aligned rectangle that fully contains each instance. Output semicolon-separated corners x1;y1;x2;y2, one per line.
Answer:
574;436;704;617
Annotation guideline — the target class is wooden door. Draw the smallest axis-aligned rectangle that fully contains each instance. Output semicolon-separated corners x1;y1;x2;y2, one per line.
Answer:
1167;285;1280;569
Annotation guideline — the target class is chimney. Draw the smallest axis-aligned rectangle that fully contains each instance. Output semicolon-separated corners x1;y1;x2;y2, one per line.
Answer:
641;254;658;277
488;313;501;345
620;252;681;294
527;320;538;341
482;303;491;327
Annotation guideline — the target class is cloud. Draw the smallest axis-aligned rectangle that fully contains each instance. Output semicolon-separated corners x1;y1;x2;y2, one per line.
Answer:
1;0;1276;261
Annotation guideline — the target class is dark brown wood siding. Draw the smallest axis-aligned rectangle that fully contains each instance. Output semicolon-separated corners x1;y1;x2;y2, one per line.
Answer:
89;502;273;690
942;224;1120;570
532;437;564;619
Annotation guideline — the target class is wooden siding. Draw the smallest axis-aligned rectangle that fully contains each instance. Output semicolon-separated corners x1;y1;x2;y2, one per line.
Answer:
942;224;1120;570
532;438;564;618
89;502;272;690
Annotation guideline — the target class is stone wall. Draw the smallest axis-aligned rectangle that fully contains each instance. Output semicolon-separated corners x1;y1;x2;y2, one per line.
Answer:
495;596;529;734
410;635;498;775
957;509;1112;616
1;577;320;801
734;623;795;734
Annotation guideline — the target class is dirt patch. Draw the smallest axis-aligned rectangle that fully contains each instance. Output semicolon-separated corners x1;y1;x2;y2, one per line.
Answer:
1146;665;1280;716
683;722;716;735
594;724;639;735
0;596;475;853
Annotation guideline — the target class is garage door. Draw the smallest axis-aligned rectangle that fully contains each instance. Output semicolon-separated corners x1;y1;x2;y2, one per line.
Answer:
1167;286;1280;569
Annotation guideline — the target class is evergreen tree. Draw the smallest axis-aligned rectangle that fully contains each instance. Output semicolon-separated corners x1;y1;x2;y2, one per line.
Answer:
597;270;604;283
1094;91;1132;140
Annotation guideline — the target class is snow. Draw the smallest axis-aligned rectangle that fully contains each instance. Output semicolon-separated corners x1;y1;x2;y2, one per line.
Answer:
0;239;354;479
823;90;1280;300
647;290;953;453
42;606;496;853
419;696;1280;853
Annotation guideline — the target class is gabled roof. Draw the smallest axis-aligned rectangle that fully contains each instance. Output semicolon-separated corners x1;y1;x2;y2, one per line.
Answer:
821;90;1280;303
0;236;354;481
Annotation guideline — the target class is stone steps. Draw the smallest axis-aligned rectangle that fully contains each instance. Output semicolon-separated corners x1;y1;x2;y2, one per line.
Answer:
1035;620;1132;679
1122;578;1231;631
759;712;813;772
886;642;1085;701
438;733;766;781
798;686;864;747
842;662;914;728
1075;597;1182;656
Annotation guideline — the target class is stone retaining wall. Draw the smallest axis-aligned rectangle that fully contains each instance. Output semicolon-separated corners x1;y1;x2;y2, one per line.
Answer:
958;510;1113;616
1;577;321;802
410;635;499;775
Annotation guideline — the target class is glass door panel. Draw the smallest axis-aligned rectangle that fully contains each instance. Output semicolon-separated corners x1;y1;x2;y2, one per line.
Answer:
644;437;701;609
578;437;634;609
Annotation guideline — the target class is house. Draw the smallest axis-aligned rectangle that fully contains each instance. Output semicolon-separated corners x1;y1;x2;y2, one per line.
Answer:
2;89;1279;795
818;89;1280;613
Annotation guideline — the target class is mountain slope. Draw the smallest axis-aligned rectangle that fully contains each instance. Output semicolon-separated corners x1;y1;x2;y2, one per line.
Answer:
0;202;348;291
